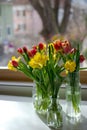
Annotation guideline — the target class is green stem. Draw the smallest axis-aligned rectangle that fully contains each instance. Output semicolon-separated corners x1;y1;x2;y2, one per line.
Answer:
72;94;80;113
69;72;80;113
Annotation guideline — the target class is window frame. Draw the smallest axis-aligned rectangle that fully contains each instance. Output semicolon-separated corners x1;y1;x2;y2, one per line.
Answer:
0;67;87;98
0;67;32;83
0;67;87;84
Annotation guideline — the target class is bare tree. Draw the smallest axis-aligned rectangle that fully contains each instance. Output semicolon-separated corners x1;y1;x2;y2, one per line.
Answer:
29;0;71;40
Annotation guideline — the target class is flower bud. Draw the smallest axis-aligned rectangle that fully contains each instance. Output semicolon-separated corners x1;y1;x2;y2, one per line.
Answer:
61;42;71;54
17;48;23;54
80;55;85;63
28;49;37;57
23;46;28;53
53;40;62;51
12;60;18;67
32;45;37;50
38;43;45;50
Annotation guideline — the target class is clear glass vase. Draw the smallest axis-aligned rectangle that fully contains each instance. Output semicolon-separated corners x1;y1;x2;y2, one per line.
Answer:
65;72;81;119
47;97;63;129
32;82;50;115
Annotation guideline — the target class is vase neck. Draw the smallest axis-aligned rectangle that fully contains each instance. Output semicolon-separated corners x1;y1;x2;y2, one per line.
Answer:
51;97;59;105
67;71;80;86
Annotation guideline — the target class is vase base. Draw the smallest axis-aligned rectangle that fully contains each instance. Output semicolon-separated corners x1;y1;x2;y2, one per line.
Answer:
35;109;47;116
66;115;82;125
47;123;62;129
66;112;81;120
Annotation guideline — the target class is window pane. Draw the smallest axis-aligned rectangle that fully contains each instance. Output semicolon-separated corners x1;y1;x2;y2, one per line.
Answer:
23;10;26;16
0;0;87;69
16;10;20;16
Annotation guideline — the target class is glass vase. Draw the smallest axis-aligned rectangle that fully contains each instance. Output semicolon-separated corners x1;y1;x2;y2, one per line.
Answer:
47;97;63;129
32;82;50;115
65;72;81;119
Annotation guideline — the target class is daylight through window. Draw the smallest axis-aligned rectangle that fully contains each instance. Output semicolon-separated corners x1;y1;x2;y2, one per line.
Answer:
0;0;87;69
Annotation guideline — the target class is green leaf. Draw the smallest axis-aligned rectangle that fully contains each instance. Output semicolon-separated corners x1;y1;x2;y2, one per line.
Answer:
75;44;80;71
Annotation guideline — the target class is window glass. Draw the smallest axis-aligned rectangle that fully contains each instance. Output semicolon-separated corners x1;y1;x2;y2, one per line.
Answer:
0;0;87;68
16;10;20;16
23;10;26;16
17;24;26;31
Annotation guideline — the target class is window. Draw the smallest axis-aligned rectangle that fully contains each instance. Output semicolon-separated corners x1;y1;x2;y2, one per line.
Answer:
0;0;87;90
22;24;26;30
16;10;20;16
18;24;21;30
16;10;26;17
23;10;26;16
0;1;87;66
18;24;26;31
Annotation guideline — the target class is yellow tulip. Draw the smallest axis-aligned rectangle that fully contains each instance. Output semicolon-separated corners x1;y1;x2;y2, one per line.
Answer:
29;52;48;69
64;60;76;73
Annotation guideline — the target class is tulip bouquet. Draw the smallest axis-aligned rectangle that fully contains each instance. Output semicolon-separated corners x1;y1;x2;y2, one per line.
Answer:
8;40;68;97
8;38;86;118
61;41;86;118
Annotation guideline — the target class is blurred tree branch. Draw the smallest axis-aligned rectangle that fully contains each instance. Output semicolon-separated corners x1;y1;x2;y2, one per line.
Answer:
29;0;71;40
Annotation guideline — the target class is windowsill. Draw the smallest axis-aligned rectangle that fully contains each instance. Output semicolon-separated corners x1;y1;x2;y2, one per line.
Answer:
0;67;87;99
0;95;87;130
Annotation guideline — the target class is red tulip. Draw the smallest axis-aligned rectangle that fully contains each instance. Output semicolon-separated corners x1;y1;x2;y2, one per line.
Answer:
23;46;28;53
12;60;18;67
38;43;45;50
80;55;85;63
32;45;37;50
17;48;23;54
28;49;37;57
54;40;62;51
61;41;71;54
